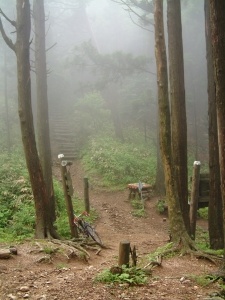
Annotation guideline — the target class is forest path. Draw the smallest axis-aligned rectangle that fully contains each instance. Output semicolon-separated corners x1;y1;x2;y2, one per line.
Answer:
0;160;219;300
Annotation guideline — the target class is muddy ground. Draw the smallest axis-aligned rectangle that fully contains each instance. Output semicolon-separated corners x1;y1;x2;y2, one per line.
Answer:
0;161;223;300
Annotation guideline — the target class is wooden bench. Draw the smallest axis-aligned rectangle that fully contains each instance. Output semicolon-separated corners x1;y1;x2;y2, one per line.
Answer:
127;183;151;200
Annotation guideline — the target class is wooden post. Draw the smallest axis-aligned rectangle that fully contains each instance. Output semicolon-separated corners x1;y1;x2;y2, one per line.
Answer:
58;155;78;238
190;161;201;239
118;241;130;267
84;177;90;213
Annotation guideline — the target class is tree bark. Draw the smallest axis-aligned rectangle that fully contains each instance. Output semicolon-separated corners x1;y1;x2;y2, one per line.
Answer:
4;50;11;153
205;0;223;249
0;0;58;239
33;0;56;225
167;0;189;234
209;0;225;263
154;0;190;244
15;0;47;238
189;161;201;239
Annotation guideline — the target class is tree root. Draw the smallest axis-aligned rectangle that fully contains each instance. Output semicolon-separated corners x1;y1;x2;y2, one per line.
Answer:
51;239;91;259
148;238;222;269
186;250;222;265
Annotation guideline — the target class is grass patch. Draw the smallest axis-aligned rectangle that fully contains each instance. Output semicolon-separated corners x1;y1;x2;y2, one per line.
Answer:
156;198;167;214
0;150;98;242
131;198;146;217
146;242;174;262
82;135;156;189
190;274;216;287
95;265;148;285
195;226;223;256
54;181;98;239
198;207;208;220
0;151;35;241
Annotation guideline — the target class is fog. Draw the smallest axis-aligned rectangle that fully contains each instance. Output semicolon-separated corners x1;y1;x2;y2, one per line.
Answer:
0;0;208;159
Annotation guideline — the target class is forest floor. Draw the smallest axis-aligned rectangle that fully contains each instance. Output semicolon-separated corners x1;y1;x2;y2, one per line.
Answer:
0;161;223;300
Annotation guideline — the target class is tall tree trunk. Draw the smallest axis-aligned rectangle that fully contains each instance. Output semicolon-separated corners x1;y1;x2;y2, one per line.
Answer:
0;0;58;239
167;0;189;234
4;49;11;153
16;0;47;238
205;0;223;249
209;0;225;264
33;0;56;225
154;0;190;245
155;124;165;195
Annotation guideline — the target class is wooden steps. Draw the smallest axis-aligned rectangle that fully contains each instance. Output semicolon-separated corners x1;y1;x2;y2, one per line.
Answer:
49;109;78;162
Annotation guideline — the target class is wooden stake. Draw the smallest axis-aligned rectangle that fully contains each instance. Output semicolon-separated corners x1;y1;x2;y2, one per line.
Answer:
59;157;78;238
118;241;130;267
84;177;90;213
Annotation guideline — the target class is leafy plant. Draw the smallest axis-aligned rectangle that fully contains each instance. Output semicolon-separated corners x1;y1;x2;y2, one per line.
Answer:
0;151;36;241
156;198;167;214
195;227;210;251
147;243;174;262
54;190;98;239
190;274;216;287
43;246;57;255
131;207;145;218
131;198;145;217
95;265;148;285
198;207;208;220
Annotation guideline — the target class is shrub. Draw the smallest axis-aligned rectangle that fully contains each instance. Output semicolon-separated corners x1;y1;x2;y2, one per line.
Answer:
95;265;148;285
82;135;156;188
0;151;35;240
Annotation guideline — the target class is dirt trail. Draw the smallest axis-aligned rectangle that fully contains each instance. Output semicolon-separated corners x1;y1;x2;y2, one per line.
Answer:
0;161;220;300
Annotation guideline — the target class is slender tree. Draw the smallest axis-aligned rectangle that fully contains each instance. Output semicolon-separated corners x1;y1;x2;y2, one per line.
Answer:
154;0;191;246
209;0;225;264
0;0;58;238
205;0;223;249
33;0;56;225
167;0;189;233
3;48;11;153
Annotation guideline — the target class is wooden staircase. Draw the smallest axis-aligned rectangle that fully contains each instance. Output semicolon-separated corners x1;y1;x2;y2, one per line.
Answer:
49;109;78;162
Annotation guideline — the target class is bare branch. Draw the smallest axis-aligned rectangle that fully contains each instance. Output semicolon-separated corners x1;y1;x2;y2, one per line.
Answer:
0;17;16;52
46;68;52;75
111;0;154;28
45;23;51;38
128;10;153;32
46;42;57;52
0;8;16;27
30;68;37;74
29;37;33;46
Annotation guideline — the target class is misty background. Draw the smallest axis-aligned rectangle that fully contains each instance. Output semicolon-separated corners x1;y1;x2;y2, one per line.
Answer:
0;0;207;161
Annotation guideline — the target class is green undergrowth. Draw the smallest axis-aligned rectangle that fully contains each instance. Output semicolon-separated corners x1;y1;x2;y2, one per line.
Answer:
198;207;208;220
95;265;148;286
146;242;174;262
55;184;98;239
156;198;167;214
195;226;223;256
131;198;146;217
0;151;34;242
82;135;156;189
0;151;97;242
190;274;218;287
